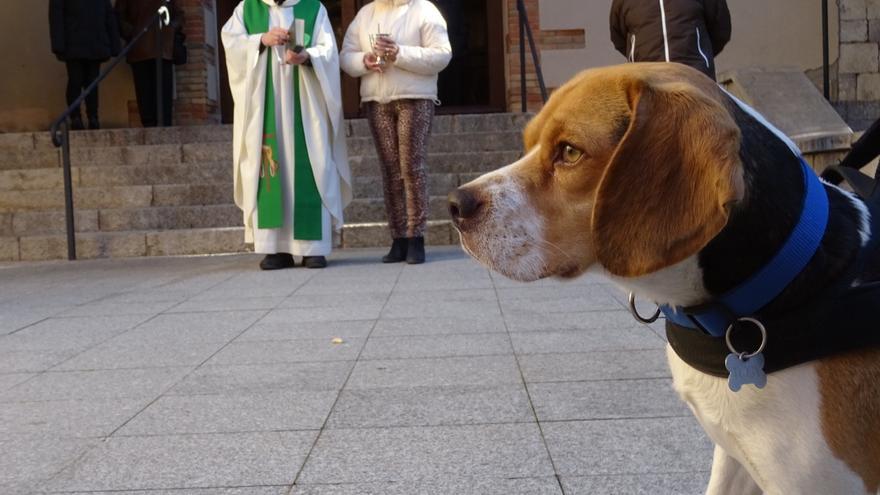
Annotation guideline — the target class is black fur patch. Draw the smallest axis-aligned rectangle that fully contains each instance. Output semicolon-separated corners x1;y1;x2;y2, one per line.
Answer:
697;96;866;316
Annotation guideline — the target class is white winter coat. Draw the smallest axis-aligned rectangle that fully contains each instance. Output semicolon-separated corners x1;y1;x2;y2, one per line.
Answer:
340;0;452;104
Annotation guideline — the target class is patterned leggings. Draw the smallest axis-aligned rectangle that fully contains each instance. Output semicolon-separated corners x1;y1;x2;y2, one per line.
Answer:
366;99;435;239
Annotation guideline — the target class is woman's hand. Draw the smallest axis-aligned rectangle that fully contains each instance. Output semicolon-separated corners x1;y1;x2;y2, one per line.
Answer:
261;27;289;47
374;37;399;64
363;53;384;73
285;49;310;65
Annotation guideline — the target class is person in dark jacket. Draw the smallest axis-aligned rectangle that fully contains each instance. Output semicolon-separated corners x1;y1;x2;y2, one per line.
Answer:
116;0;184;127
49;0;121;130
610;0;731;80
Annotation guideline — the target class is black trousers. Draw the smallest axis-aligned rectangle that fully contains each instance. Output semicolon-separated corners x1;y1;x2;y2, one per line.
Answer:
65;60;101;119
131;59;173;127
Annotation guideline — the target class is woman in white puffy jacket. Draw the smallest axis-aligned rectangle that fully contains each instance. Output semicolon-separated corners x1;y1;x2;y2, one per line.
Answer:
340;0;452;265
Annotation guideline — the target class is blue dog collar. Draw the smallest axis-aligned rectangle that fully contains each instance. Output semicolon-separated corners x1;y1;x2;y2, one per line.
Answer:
660;158;830;337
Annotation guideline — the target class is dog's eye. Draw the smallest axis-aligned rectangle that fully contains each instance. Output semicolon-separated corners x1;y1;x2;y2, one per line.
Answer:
561;144;584;165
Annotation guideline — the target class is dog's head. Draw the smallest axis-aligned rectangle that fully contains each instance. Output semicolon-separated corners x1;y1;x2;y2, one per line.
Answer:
450;63;745;282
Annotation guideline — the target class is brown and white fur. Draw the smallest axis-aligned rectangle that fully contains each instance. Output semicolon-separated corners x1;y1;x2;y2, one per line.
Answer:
449;63;880;494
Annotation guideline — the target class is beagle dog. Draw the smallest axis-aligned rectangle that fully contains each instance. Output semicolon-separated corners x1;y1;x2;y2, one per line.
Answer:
449;63;880;494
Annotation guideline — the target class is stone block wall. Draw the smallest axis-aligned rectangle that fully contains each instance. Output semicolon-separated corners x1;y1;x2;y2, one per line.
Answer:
837;0;880;127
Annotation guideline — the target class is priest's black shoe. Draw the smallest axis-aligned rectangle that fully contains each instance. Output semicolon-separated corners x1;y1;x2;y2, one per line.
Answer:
259;253;295;270
382;238;408;263
406;236;425;264
302;256;327;269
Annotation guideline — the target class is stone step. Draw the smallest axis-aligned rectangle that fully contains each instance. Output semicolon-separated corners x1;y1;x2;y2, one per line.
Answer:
5;113;531;153
0;186;154;213
1;220;458;261
3;227;250;262
0;131;522;171
98;205;242;232
352;173;468;199
346;131;522;157
0;148;60;171
0;151;514;192
0;183;235;213
4;194;454;236
3;205;241;236
0;163;233;192
341;196;451;224
0;166;471;215
349;150;518;177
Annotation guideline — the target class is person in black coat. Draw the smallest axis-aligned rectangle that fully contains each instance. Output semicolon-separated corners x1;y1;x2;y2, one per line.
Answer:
610;0;731;80
49;0;121;130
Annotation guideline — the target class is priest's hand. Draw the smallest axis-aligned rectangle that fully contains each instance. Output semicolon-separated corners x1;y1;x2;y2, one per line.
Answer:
363;53;384;73
261;27;289;47
285;49;310;65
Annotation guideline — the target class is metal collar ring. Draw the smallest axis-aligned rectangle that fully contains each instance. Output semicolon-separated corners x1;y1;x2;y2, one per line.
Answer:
724;317;767;359
628;292;661;324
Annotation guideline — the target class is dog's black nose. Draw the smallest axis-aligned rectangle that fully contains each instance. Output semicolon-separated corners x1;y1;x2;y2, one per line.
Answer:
448;187;484;224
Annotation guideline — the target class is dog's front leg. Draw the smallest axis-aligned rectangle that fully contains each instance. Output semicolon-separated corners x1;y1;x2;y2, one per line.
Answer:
706;445;763;495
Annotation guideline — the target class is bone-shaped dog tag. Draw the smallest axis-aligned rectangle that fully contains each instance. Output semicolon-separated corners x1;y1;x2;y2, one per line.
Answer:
725;353;767;392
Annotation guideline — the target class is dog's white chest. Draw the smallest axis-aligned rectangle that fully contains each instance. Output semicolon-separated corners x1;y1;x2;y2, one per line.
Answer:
665;345;869;494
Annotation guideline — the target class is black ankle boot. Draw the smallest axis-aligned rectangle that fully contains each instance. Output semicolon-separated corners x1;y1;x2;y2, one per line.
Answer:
70;114;85;131
88;117;100;130
302;256;327;269
382;238;408;263
259;253;295;270
406;236;425;265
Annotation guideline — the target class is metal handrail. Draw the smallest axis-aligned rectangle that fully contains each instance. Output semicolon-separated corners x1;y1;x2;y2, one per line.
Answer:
517;0;548;112
49;2;171;260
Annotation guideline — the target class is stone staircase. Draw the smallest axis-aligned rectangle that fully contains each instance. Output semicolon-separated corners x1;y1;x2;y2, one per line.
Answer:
0;113;530;261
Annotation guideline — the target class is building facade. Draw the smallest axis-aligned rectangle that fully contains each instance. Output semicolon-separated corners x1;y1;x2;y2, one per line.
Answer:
0;1;847;132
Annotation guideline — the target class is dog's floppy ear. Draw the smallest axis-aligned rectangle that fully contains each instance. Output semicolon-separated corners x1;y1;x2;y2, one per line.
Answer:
592;78;743;277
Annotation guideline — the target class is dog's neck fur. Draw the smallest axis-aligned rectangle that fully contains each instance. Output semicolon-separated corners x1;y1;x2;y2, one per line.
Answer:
622;99;873;312
700;101;871;312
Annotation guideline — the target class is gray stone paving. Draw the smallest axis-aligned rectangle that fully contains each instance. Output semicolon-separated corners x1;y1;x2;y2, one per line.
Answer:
0;247;712;494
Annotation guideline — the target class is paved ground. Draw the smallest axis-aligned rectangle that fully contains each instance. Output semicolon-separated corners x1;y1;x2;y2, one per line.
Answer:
0;247;712;494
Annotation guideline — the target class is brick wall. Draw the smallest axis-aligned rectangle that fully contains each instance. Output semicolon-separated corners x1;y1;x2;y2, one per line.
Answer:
506;0;544;112
174;0;222;125
505;1;585;112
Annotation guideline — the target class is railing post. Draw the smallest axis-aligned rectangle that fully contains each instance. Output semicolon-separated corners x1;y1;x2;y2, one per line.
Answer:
518;0;527;113
822;0;830;100
60;122;77;261
156;20;164;126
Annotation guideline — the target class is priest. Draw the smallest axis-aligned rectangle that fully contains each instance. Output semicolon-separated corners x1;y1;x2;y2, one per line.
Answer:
222;0;352;270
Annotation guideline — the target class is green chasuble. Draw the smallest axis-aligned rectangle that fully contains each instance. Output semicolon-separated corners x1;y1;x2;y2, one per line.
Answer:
243;0;323;240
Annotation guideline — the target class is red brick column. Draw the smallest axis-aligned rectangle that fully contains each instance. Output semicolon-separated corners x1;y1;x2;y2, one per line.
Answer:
174;0;221;125
506;0;543;112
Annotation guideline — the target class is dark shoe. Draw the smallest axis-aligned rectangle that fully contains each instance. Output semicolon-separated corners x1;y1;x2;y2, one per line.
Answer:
70;115;85;131
302;256;328;269
259;253;295;270
382;238;408;263
405;237;425;264
88;117;100;130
